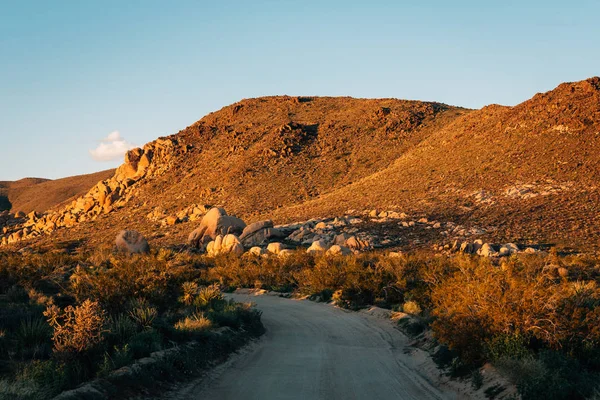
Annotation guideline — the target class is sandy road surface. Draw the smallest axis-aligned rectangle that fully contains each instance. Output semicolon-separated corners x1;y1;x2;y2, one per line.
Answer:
169;293;458;400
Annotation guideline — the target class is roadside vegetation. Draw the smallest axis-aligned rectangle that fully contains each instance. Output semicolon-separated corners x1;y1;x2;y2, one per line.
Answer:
204;249;600;400
2;246;600;399
0;249;263;399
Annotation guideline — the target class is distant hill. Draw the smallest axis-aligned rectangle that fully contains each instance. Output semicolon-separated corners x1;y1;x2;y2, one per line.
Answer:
0;170;115;213
2;77;600;250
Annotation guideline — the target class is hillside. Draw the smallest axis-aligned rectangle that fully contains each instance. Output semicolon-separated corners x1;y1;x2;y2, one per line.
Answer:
0;170;115;213
2;78;600;251
279;77;600;247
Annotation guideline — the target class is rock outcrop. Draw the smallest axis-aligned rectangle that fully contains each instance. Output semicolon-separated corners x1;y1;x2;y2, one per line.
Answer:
1;137;184;246
188;207;246;249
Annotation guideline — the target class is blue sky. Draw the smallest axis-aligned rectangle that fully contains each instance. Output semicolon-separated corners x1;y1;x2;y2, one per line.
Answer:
1;0;598;180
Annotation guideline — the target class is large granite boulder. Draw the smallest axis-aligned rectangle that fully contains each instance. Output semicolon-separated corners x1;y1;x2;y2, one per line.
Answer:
188;207;246;249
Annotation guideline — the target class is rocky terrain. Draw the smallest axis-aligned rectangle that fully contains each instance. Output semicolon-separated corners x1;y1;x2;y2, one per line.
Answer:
0;169;114;213
1;77;599;252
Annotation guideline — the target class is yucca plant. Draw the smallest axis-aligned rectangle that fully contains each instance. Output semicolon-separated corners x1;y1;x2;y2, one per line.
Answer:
194;284;225;311
17;317;51;349
180;282;199;306
107;314;137;343
129;304;158;330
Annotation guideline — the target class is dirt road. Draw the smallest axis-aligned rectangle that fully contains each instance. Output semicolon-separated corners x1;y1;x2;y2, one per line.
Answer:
170;293;459;400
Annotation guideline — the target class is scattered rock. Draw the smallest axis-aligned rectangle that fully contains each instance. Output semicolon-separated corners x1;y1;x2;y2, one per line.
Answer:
115;230;150;254
267;242;285;255
345;236;371;251
477;243;497;257
247;246;267;256
307;240;329;254
326;245;352;256
165;216;179;226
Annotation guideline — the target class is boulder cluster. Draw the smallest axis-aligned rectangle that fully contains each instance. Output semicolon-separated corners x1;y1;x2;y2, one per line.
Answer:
445;239;542;257
1;138;184;246
115;207;379;256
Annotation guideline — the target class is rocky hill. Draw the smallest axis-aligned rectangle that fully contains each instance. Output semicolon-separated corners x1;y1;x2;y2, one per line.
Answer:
283;77;600;248
2;78;599;251
0;170;114;213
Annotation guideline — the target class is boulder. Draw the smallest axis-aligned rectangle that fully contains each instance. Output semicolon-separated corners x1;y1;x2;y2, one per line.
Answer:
115;230;149;254
207;234;244;257
345;236;370;251
499;243;519;256
326;245;352;256
246;246;267;256
307;240;329;254
334;232;351;246
473;239;484;252
478;243;497;257
239;220;284;247
459;241;474;254
314;221;328;230
267;242;285;255
188;207;246;249
165;216;179;226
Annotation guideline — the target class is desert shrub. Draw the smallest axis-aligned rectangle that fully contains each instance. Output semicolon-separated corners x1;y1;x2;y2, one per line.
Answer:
486;333;531;361
16;317;52;359
106;313;137;346
127;330;163;359
14;359;70;398
129;301;158;331
402;300;422;315
98;345;133;376
430;255;600;362
0;249;263;397
6;285;29;303
69;253;200;312
43;299;106;355
498;351;599;400
174;313;212;336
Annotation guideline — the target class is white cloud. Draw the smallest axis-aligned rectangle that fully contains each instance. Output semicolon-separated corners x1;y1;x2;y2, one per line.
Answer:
89;131;137;161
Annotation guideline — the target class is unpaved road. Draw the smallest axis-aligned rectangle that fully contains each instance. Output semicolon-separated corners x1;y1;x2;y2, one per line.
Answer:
171;293;459;400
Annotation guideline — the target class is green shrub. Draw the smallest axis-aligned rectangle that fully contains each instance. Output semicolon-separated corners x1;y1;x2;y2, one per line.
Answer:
127;330;162;359
18;360;70;398
497;351;599;400
16;317;52;359
6;285;29;303
98;345;133;376
486;333;531;361
106;314;137;346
